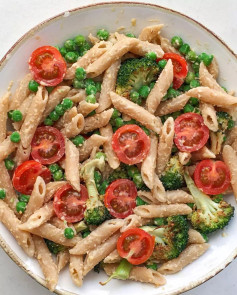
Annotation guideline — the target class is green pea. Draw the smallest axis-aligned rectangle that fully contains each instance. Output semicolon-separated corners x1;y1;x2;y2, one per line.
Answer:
190;79;200;88
55;104;65;116
59;47;67;56
46;86;54;94
198;53;214;66
28;80;39;92
64;39;76;51
146;262;158;270
73;79;85;89
95;152;106;160
86;94;96;104
189;97;199;106
185;72;195;84
192;61;200;73
228;119;235;130
11;110;22;122
171;36;183;49
146;51;157;60
179;43;190;55
194;108;201;114
136;196;147;206
167;88;181;99
158;59;167;69
82;230;91;238
186;50;197;62
95;81;102;92
130;91;142;105
18;194;30;203
127;165;139;178
111;109;121;119
53;170;64;181
141;126;150;135
195;72;199;78
87;110;96;117
71;135;85;147
99;180;109;195
96;29;109;41
49;163;60;174
184;103;195;113
62;98;73;110
44;117;53;126
4;158;15;171
183;85;191;92
64;227;74;239
75;67;86;81
172;111;182;119
86;85;97;95
16;201;27;214
84;78;96;88
94;170;102;184
49;110;60;122
150;81;156;90
54;45;60;51
126;33;136;38
7;110;13;120
74;35;85;46
65;51;79;63
138;85;150;99
93;130;100;135
10;131;21;143
133;173;144;189
0;189;6;200
115;117;124;128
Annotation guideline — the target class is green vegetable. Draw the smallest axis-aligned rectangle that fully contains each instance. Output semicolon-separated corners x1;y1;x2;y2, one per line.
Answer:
140;126;150;135
179;43;190;55
59;47;67;56
28;80;39;92
184;171;234;234
62;98;73;110
183;103;195;113
64;228;75;239
73;79;85;89
94;262;102;273
198;53;214;66
4;158;15;170
84;78;96;87
74;221;88;233
12;109;23;122
138;85;150;99
190;79;200;88
75;67;86;80
49;110;60;122
146;51;157;60
71;135;85;147
65;51;78;63
158;59;167;69
18;194;30;203
44;118;53;126
74;35;85;46
136;196;147;206
130;91;140;103
53;170;64;181
171;36;183;49
167;87;181;99
64;39;76;51
95;81;102;92
82;230;91;238
133;173;144;189
111;109;121;119
146;262;158;270
86;85;97;95
49;163;60;174
10;131;21;143
126;33;136;38
186;50;197;62
189;97;199;107
7;110;13;120
192;61;200;73
45;239;66;255
0;189;6;200
150;81;156;90
185;72;195;84
16;201;27;213
86;94;96;104
97;29;109;40
55;104;65;116
95;152;106;160
115;117;124;128
94;170;102;185
99;180;109;195
154;217;167;226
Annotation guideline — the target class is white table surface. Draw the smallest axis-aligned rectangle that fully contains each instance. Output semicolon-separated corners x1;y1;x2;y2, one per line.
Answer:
0;0;236;294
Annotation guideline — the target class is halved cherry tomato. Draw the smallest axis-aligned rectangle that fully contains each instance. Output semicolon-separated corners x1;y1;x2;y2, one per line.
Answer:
174;113;209;152
111;125;150;165
31;126;65;165
194;160;231;195
29;46;67;86
12;160;51;195
173;76;184;90
104;179;137;218
53;183;88;223
117;228;155;265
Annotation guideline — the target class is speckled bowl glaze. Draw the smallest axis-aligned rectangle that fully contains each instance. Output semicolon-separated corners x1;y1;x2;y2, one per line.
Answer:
0;2;236;295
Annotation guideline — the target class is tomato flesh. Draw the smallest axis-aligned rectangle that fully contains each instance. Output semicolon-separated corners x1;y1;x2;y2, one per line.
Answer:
112;125;150;165
117;228;155;265
12;160;51;195
194;160;231;195
31;126;65;165
174;113;209;152
104;179;137;218
53;184;88;223
29;46;67;86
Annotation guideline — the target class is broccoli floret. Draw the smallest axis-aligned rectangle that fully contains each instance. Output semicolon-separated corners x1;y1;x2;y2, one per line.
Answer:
141;215;189;261
116;57;159;98
184;171;234;234
44;239;66;255
160;156;185;190
81;156;109;225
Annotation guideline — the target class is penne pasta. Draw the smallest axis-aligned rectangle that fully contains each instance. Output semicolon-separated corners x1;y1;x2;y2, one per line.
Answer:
61;113;85;138
178;152;191;166
44;181;67;203
57;250;70;273
199;102;218;132
55;106;78;130
130;40;164;57
160;36;179;53
0;136;18;162
14;144;31;166
188;229;206;245
151;174;166;203
77;101;99;117
83;108;113;133
104;249;121;264
120;214;151;232
207;57;219;79
69;254;84;287
139;24;164;44
65;139;80;191
199;62;224;92
0;91;10;142
191;146;216;161
223;145;237;200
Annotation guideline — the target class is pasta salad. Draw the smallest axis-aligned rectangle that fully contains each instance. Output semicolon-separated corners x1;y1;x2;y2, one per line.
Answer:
0;24;237;292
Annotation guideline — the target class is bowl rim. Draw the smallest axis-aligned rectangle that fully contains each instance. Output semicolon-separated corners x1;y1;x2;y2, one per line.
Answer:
0;2;236;295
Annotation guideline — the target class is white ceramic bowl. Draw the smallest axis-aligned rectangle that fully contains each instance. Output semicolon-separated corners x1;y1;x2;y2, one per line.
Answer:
0;2;237;295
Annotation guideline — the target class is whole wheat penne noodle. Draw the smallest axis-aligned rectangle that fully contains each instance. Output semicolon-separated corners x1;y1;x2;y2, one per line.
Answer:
0;200;35;257
61;113;84;138
20;86;48;148
78;101;99;117
0;91;10;142
110;92;162;133
104;263;166;286
100;124;120;169
57;250;70;273
67;89;86;103
0;136;18;162
158;243;209;275
79;134;108;162
19;202;54;230
33;235;58;291
191;146;216;161
83;232;120;276
14;144;31;166
21;176;46;222
88;33;100;44
44;181;66;203
137;190;158;204
83;108;113;133
160;36;179;54
186;165;196;178
55;106;78;130
12;93;34;130
65;139;80;191
156;117;174;175
231;139;237;153
9;73;32;110
155;93;190;116
207;57;219;79
188;229;206;245
0;161;19;215
186;87;237;107
223;145;237;200
41;86;70;122
104;249;121;263
65;41;110;79
152;174;166;203
141;134;158;189
210;131;222;155
50;216;68;230
130;40;164;57
163;190;194;204
134;204;192;218
96;59;121;113
69;254;84;287
120;214;151;232
199;62;224;92
27;223;79;247
178;152;191;165
225;126;237;146
199;102;218;132
139;24;164;43
146;59;173;114
70;219;124;255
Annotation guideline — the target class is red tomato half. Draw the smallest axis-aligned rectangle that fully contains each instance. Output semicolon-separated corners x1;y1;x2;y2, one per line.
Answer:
53;183;89;223
117;228;155;265
104;179;137;218
12;160;51;195
31;126;65;165
174;113;209;152
29;46;67;86
194;160;231;195
112;125;151;165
